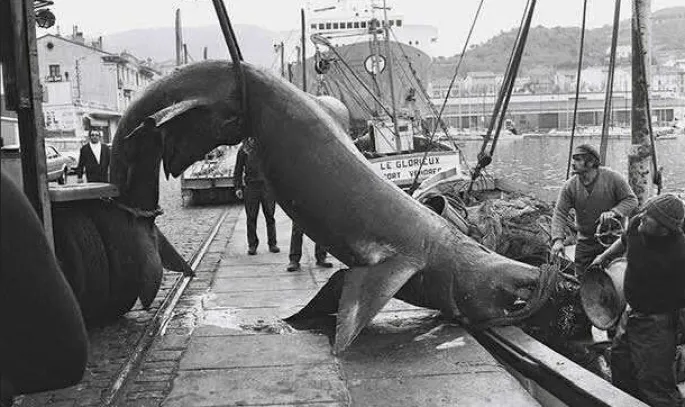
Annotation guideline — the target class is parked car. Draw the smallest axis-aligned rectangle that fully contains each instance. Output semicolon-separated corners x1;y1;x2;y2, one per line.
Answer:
45;145;73;184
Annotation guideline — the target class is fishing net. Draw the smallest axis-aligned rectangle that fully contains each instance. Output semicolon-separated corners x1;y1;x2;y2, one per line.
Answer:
434;191;588;341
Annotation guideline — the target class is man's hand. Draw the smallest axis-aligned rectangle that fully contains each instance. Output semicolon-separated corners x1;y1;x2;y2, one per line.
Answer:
599;210;617;224
550;239;565;258
589;254;606;269
235;188;243;200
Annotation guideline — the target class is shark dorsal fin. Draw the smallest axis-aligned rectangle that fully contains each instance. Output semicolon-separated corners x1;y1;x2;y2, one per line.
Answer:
334;255;423;354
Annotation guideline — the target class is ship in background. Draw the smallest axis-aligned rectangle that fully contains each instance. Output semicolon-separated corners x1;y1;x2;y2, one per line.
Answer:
291;0;439;136
288;0;468;190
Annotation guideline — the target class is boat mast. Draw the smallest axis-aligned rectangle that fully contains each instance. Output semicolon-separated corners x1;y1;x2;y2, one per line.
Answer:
381;0;401;151
628;0;653;203
301;8;307;92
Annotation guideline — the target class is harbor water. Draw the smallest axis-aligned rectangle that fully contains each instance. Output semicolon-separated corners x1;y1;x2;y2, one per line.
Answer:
458;135;685;203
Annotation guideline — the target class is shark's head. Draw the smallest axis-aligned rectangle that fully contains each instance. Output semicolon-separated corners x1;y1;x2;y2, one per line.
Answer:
455;257;558;328
111;61;249;208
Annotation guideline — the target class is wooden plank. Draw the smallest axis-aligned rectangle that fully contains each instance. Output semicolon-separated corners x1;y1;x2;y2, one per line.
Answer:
491;326;646;406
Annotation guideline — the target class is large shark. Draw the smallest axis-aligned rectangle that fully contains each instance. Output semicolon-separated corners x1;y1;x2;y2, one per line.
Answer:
118;60;556;354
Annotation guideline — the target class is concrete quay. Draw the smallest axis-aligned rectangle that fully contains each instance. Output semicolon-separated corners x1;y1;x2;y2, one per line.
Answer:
140;207;540;407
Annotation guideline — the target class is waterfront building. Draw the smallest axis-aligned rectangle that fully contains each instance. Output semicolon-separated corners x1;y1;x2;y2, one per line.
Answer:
37;26;160;144
427;90;685;134
0;65;19;146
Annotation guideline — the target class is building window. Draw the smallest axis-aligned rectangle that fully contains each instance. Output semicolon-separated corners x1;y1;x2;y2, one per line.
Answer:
347;22;353;28
48;64;61;81
326;22;331;29
319;23;325;29
396;20;402;27
311;23;316;29
361;21;366;28
333;22;338;29
389;20;394;26
354;21;360;28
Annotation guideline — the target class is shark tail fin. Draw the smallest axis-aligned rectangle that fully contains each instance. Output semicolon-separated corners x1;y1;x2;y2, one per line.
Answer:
333;255;421;355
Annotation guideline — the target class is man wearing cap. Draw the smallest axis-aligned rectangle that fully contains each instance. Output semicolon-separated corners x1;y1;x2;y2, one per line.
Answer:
551;143;638;337
590;194;685;406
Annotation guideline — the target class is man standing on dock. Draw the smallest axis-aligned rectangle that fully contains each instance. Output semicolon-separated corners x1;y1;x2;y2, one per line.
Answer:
590;193;685;407
550;144;638;337
233;138;279;255
75;130;110;183
287;222;333;272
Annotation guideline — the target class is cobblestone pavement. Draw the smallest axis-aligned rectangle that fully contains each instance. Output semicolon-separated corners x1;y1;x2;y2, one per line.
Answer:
13;176;241;406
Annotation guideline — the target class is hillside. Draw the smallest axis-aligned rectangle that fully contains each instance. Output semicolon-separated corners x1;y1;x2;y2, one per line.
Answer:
102;7;685;77
103;24;280;69
432;6;685;77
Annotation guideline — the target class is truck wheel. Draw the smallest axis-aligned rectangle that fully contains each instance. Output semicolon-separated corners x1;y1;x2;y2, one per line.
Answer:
57;167;68;185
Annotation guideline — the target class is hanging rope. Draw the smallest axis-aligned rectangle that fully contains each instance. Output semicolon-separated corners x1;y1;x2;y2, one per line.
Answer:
406;0;485;194
564;0;589;179
466;0;537;194
599;0;621;165
312;34;396;122
211;0;248;144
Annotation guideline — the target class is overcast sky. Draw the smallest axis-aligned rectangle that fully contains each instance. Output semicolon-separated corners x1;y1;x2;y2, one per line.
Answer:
40;0;685;57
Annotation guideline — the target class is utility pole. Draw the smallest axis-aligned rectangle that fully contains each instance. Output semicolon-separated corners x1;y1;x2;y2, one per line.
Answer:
175;9;183;66
628;0;653;203
203;46;208;60
6;0;53;246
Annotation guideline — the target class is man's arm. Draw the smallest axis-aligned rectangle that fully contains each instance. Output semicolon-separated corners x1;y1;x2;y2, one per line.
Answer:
551;181;574;243
233;149;245;189
590;235;626;268
233;149;246;198
611;172;638;218
75;146;86;181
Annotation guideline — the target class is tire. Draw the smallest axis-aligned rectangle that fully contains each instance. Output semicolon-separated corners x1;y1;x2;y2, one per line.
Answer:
57;167;68;185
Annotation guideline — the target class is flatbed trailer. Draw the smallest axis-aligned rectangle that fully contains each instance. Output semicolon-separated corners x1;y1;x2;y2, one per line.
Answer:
180;145;239;206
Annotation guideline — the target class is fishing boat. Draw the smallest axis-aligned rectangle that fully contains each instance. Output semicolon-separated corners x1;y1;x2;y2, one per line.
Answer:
299;0;468;191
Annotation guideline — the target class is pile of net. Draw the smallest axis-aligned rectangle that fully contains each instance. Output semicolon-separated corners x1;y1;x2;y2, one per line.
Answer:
432;192;587;338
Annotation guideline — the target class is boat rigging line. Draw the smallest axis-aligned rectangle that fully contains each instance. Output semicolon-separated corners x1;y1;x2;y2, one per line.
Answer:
406;0;486;194
465;0;537;195
312;34;395;120
599;0;622;165
564;0;589;180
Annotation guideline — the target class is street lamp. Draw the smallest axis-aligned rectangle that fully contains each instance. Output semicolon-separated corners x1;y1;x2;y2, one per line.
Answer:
35;8;55;28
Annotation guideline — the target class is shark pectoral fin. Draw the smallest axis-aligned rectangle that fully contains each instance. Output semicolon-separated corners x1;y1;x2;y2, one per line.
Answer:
155;226;194;276
334;255;422;354
150;98;212;128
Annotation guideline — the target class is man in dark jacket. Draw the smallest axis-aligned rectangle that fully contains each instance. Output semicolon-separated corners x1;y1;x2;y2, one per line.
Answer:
591;193;685;407
76;130;110;183
233;138;279;255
